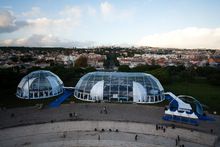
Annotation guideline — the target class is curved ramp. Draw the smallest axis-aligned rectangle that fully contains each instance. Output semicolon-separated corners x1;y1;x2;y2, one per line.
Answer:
49;89;73;108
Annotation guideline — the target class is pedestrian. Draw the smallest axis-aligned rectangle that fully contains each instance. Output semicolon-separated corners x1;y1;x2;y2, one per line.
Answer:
163;128;166;133
177;135;180;141
135;135;138;141
103;106;107;114
62;132;66;138
98;135;100;140
74;112;78;119
175;139;178;146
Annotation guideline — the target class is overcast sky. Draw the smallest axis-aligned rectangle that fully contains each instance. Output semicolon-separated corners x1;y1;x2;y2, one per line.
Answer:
0;0;220;49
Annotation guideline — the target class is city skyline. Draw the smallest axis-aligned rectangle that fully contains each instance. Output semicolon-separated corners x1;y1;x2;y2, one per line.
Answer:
0;0;220;49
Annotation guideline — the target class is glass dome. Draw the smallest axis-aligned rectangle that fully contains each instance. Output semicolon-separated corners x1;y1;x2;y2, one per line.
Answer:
74;72;164;103
16;70;64;99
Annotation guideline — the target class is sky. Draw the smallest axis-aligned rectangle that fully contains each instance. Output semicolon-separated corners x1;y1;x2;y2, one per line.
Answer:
0;0;220;49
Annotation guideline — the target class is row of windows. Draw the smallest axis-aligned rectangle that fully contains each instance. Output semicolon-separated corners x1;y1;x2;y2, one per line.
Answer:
75;92;93;100
76;86;163;97
17;88;63;99
74;90;164;103
78;81;159;91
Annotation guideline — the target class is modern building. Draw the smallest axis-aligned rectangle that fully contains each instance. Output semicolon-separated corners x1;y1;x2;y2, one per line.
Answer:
74;72;165;103
16;70;64;99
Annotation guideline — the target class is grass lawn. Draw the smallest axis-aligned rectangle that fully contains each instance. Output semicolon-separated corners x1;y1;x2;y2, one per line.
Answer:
164;81;220;114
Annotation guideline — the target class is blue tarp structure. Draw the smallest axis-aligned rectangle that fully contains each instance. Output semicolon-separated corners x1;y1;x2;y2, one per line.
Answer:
197;115;215;121
49;89;73;108
164;92;215;125
162;115;199;126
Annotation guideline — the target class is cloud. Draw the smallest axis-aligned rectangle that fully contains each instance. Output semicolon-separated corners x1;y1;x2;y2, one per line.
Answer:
0;9;28;33
100;1;134;22
59;6;81;19
137;27;220;49
22;6;82;35
26;16;80;35
0;34;60;46
87;6;96;16
22;7;42;18
100;1;113;16
0;34;95;47
0;6;82;35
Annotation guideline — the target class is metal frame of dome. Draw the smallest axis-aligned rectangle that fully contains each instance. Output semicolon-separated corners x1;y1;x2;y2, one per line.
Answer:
74;72;165;103
16;70;64;99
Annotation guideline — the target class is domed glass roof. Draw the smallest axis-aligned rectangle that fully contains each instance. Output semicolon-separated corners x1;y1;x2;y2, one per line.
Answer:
16;70;63;99
74;72;164;103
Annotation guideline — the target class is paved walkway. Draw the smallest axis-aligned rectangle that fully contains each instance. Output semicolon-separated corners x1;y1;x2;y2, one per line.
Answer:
0;121;216;147
0;103;219;146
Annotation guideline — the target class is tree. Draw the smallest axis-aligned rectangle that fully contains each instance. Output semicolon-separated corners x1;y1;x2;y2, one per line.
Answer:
74;56;88;68
178;70;194;82
132;65;160;72
207;73;220;86
118;65;130;72
149;68;171;85
103;59;110;69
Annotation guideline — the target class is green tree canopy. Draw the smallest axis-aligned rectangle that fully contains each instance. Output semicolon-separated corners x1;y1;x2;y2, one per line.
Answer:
118;65;131;72
74;56;88;68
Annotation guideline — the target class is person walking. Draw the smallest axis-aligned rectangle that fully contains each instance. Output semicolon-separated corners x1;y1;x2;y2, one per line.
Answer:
135;135;138;141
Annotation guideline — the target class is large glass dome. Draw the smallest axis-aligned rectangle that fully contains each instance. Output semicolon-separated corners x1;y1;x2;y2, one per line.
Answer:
16;70;64;99
74;72;164;103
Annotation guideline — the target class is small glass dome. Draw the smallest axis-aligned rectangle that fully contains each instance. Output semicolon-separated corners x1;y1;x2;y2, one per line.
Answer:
16;70;64;99
74;72;164;103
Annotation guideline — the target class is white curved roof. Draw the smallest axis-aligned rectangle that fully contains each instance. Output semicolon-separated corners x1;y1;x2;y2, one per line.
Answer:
90;80;104;100
133;81;147;102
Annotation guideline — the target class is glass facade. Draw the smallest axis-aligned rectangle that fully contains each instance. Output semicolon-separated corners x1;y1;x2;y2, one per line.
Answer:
74;72;165;103
16;70;64;99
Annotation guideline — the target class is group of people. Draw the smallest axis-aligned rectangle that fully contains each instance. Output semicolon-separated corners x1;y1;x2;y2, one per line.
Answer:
96;128;119;140
155;124;186;146
69;112;78;119
156;124;166;132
